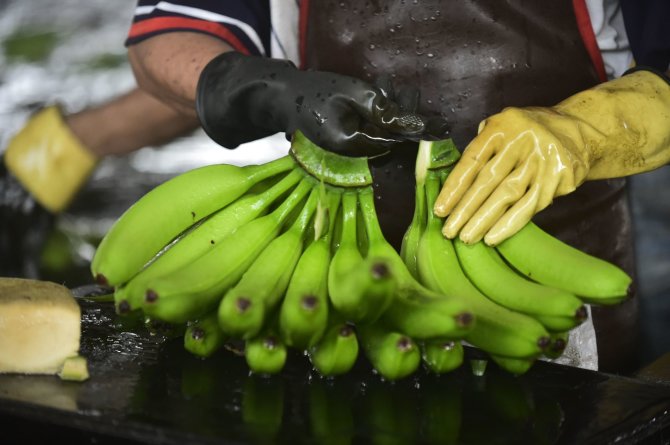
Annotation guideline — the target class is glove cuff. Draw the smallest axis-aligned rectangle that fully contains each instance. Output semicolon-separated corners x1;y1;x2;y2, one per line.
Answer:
4;106;99;213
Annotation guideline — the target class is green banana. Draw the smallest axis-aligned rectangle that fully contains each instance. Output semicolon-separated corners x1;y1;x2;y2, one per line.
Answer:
356;187;474;339
416;173;551;358
421;339;464;374
139;178;313;324
454;239;587;322
534;313;586;333
359;323;421;381
279;191;341;349
491;355;536;375
91;155;295;287
496;222;632;304
218;187;319;339
245;330;288;375
309;318;359;377
116;168;304;313
184;312;225;358
327;191;367;320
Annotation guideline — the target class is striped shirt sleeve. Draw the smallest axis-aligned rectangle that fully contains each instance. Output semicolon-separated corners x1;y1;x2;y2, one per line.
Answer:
125;0;272;57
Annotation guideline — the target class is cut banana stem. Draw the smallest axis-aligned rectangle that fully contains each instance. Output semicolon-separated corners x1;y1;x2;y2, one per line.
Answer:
422;339;464;374
309;318;359;377
496;222;632;304
184;312;226;358
219;187;319;339
359;323;421;381
417;173;550;358
139;179;313;324
92;155;295;287
119;168;304;312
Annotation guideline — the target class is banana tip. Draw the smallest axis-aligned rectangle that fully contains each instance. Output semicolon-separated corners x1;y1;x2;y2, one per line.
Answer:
552;338;567;352
301;295;319;310
116;300;131;315
455;311;474;328
537;336;551;350
191;327;205;340
370;261;390;279
145;289;158;303
339;324;355;337
575;306;588;321
95;273;108;286
236;297;252;313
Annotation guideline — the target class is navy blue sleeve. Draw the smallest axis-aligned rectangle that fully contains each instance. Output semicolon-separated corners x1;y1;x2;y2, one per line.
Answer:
126;0;271;57
621;0;670;71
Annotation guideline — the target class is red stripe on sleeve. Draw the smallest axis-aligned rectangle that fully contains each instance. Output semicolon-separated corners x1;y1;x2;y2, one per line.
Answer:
128;17;251;55
572;0;608;82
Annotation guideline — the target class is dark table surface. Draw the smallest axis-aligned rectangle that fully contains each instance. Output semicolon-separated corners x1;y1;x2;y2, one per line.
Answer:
1;298;669;445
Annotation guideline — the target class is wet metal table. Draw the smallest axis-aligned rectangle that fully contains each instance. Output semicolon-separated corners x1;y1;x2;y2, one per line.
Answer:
1;299;669;445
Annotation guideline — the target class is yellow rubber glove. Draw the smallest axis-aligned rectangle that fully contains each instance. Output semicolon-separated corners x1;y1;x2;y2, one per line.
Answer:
4;106;99;213
434;69;670;246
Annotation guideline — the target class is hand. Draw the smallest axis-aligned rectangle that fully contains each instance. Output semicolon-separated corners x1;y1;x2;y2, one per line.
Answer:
434;68;670;246
196;52;447;156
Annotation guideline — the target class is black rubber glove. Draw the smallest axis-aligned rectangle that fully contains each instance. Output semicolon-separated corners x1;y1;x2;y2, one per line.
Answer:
0;158;54;278
196;52;446;156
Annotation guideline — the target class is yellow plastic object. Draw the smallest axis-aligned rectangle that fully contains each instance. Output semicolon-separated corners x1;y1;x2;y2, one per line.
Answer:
434;70;670;246
4;106;98;213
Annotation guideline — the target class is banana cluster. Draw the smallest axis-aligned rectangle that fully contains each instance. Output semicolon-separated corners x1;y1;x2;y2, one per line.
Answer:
91;134;632;379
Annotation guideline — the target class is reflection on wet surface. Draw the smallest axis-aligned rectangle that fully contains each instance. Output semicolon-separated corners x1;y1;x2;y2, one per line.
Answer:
1;299;669;444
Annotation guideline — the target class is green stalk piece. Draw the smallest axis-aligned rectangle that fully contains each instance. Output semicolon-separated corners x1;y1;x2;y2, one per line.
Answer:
290;130;373;187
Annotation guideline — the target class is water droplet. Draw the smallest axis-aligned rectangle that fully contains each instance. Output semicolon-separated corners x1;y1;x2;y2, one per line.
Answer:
395;49;401;55
389;27;395;33
427;99;433;104
427;53;434;58
369;43;376;50
430;16;436;21
415;37;420;43
412;0;418;4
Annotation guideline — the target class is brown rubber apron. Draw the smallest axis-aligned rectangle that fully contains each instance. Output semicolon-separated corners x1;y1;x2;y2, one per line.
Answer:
302;0;638;373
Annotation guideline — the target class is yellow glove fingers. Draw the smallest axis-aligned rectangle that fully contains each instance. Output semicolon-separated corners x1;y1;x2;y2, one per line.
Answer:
441;131;532;239
434;129;500;217
457;158;537;244
483;183;542;246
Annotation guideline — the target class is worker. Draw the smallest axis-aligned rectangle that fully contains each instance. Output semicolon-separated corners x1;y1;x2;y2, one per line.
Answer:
122;0;670;374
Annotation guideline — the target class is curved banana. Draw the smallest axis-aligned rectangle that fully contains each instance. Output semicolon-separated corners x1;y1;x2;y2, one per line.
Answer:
279;191;341;349
496;222;632;304
417;173;551;358
454;239;587;322
139;178;313;324
91;155;295;287
218;187;319;339
117;168;304;313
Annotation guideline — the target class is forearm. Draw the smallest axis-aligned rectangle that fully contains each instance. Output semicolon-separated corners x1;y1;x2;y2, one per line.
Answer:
127;32;233;116
66;88;200;157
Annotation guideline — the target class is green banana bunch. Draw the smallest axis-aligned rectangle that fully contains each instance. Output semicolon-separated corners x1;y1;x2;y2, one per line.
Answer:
218;187;319;339
115;168;303;314
92;155;295;286
138;178;312;324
